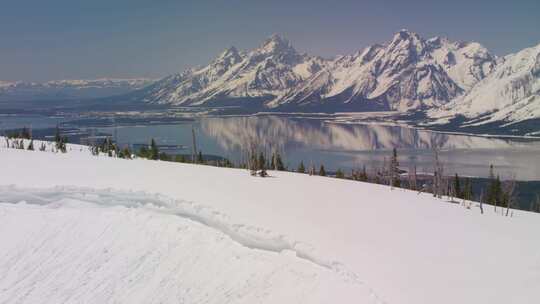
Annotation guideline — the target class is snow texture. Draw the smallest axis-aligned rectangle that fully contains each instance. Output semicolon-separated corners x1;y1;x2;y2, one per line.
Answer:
1;140;540;303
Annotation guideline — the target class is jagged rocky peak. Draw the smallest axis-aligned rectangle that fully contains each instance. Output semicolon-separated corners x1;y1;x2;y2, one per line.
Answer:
392;29;421;41
353;44;384;64
426;36;452;49
258;34;295;54
389;29;425;48
382;29;429;69
212;46;243;68
217;46;241;60
249;34;306;66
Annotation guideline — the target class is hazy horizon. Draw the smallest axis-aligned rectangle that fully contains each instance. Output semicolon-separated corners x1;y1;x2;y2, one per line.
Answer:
2;0;539;82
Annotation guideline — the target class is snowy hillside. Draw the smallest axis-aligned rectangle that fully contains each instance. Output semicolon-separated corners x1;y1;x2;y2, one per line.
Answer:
1;139;540;304
428;42;540;126
0;78;156;101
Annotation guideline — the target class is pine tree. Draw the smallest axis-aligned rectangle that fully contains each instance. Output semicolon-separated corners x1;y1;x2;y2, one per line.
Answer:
159;152;171;161
297;161;305;173
463;178;473;201
359;166;369;182
319;165;326;176
248;147;258;175
258;152;267;177
487;164;497;205
335;168;345;179
390;148;400;188
374;169;382;184
150;138;159;160
453;173;462;199
197;151;204;163
138;146;149;158
54;125;67;153
274;152;285;171
20;126;31;139
494;175;503;207
54;125;61;147
120;146;131;159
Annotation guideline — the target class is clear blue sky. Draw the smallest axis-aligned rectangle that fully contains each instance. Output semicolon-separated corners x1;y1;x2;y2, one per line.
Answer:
2;0;539;81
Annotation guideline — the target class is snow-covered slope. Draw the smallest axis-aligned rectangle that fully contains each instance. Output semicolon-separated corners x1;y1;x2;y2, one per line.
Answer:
0;189;365;304
1;139;540;304
273;30;496;112
138;35;327;106
0;78;156;101
428;42;540;126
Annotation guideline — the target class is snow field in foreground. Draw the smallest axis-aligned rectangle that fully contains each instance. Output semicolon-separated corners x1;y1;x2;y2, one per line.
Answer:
0;190;378;304
1;141;540;304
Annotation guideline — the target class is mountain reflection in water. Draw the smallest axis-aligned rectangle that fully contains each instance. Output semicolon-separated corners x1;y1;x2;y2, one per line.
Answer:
199;116;540;180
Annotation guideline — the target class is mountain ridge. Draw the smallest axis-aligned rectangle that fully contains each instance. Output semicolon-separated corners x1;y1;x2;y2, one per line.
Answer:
134;30;505;113
130;30;538;134
0;78;156;101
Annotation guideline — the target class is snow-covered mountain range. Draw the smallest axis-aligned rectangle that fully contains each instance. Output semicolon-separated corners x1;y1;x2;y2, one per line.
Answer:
138;34;326;107
0;78;155;101
272;30;497;112
134;30;498;112
130;30;539;131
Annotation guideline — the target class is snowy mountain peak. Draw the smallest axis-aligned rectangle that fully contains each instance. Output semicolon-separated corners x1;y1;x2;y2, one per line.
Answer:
259;34;293;53
131;30;538;128
273;30;491;111
217;46;241;60
392;29;420;41
388;29;426;56
211;46;244;71
426;36;451;48
136;34;325;106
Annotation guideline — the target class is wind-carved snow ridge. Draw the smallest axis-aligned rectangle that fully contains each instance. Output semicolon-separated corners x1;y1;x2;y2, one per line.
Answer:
0;185;385;301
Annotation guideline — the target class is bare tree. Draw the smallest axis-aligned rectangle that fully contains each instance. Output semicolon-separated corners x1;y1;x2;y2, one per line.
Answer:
191;126;198;163
479;188;485;214
503;174;518;217
308;160;315;176
408;165;418;191
432;147;445;199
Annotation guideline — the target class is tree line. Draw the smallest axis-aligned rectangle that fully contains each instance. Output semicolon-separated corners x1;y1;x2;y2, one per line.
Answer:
3;127;536;214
